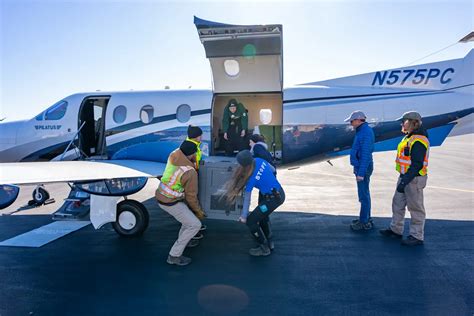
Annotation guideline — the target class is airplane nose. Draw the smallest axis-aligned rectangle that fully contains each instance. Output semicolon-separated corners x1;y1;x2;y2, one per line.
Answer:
0;120;19;160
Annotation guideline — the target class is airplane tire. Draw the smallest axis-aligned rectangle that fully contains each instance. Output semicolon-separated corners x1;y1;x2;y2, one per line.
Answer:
112;200;149;237
32;187;50;205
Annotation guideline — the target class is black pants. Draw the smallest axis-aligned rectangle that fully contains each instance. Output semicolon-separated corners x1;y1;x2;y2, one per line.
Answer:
246;188;285;245
225;129;244;156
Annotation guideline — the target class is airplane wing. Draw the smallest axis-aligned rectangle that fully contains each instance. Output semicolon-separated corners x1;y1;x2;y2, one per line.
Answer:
0;160;166;185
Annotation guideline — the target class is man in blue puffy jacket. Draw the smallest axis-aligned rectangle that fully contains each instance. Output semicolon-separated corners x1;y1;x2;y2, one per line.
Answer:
345;111;375;231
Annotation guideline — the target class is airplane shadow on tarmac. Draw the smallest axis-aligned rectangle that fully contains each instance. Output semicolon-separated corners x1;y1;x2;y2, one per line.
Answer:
0;202;473;316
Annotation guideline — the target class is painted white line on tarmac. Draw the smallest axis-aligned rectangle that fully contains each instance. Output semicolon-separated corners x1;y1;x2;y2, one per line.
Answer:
0;221;90;248
301;172;474;193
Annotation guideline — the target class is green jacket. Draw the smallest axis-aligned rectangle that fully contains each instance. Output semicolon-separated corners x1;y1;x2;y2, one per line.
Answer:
222;102;248;132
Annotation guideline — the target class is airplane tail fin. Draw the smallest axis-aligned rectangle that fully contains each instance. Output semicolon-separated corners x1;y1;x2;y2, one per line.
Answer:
302;49;473;92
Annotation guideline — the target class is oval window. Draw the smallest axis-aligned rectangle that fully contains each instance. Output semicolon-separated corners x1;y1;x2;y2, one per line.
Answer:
113;105;127;124
224;59;240;77
176;104;191;123
140;105;154;124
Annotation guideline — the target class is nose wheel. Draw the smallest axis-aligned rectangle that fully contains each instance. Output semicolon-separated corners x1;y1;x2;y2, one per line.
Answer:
28;186;54;207
112;200;149;237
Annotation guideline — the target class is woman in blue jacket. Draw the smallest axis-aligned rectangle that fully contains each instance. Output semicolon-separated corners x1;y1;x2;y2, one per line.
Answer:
249;134;275;169
223;150;285;256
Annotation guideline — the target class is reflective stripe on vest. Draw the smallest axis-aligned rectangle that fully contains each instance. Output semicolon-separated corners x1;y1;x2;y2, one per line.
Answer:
395;135;430;176
186;137;202;170
157;164;194;199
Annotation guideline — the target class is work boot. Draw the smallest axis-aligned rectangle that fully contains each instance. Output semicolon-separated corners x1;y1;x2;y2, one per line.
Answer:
401;235;424;246
186;239;199;248
352;218;373;224
192;232;204;240
249;244;271;257
350;220;373;231
167;255;192;266
200;224;207;231
379;228;402;239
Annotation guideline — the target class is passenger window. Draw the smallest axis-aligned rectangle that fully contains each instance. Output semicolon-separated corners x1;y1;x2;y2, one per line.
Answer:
113;105;127;124
259;109;272;125
140;105;154;124
44;101;68;120
176;104;191;123
224;59;240;77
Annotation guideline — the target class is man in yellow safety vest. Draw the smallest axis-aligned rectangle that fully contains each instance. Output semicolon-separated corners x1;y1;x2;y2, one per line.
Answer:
186;125;203;170
380;111;430;246
155;140;206;266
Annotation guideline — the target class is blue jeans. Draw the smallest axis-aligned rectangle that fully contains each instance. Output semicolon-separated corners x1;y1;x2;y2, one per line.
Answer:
356;166;372;223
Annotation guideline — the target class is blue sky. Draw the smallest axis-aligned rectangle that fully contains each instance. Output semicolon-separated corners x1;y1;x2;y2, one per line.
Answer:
1;0;473;121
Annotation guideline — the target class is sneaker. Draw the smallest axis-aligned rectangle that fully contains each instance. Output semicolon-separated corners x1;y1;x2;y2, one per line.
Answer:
401;235;424;246
192;232;204;240
351;217;374;224
379;228;402;239
249;244;271;256
200;225;207;231
350;220;373;231
186;239;199;248
167;255;192;266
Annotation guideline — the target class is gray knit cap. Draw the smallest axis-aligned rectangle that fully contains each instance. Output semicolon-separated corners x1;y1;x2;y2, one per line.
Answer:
236;150;254;167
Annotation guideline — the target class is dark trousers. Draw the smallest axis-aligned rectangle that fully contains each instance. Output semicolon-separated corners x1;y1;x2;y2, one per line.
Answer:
246;188;285;245
225;130;244;156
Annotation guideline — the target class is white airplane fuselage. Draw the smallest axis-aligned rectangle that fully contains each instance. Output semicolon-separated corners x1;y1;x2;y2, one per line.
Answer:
1;49;473;165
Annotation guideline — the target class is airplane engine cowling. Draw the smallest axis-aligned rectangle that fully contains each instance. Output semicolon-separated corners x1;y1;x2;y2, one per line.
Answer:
110;141;179;163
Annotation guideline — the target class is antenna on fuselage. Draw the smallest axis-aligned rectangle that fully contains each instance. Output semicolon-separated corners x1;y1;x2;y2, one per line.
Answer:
404;31;474;66
0;117;6;122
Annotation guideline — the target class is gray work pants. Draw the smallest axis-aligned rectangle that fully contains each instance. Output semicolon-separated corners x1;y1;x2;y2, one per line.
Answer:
390;176;428;240
159;202;201;257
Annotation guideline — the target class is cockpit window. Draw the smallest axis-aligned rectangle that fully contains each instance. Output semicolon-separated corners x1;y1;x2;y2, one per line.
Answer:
44;101;68;120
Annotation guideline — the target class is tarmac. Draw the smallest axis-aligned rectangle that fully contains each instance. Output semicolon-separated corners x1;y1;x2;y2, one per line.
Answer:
0;134;473;315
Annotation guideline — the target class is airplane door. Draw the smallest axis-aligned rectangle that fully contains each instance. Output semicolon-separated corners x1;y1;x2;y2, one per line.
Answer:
78;96;110;158
194;16;283;93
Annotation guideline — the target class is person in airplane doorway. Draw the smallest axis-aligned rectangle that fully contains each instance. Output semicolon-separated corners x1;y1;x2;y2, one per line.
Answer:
380;111;430;246
223;150;285;257
155;140;206;266
222;99;248;156
249;134;277;250
344;111;375;231
186;124;207;239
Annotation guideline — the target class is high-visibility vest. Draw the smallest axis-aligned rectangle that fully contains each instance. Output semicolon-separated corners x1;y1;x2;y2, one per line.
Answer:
186;137;202;170
157;162;194;199
395;134;430;176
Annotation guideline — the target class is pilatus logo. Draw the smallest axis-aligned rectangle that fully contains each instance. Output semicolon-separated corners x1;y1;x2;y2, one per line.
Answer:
35;125;62;130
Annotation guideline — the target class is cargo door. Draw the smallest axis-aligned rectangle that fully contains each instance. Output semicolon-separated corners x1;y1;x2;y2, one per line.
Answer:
194;16;283;94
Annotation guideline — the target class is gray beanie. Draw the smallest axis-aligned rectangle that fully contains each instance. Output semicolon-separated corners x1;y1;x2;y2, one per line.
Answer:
236;150;254;167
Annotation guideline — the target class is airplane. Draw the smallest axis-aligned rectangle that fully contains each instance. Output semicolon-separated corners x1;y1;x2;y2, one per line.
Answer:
0;17;472;237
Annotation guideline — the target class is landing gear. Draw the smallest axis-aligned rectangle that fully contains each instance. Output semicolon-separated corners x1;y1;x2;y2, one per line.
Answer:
112;200;149;237
32;186;49;204
28;185;55;207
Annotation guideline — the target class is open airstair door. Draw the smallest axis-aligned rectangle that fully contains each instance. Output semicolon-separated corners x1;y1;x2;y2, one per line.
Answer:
194;16;283;93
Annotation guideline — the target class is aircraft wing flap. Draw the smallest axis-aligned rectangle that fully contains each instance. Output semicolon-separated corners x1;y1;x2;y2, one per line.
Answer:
0;160;167;185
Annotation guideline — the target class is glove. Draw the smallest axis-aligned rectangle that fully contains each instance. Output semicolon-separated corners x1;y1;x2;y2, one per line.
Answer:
396;182;406;193
194;209;206;220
